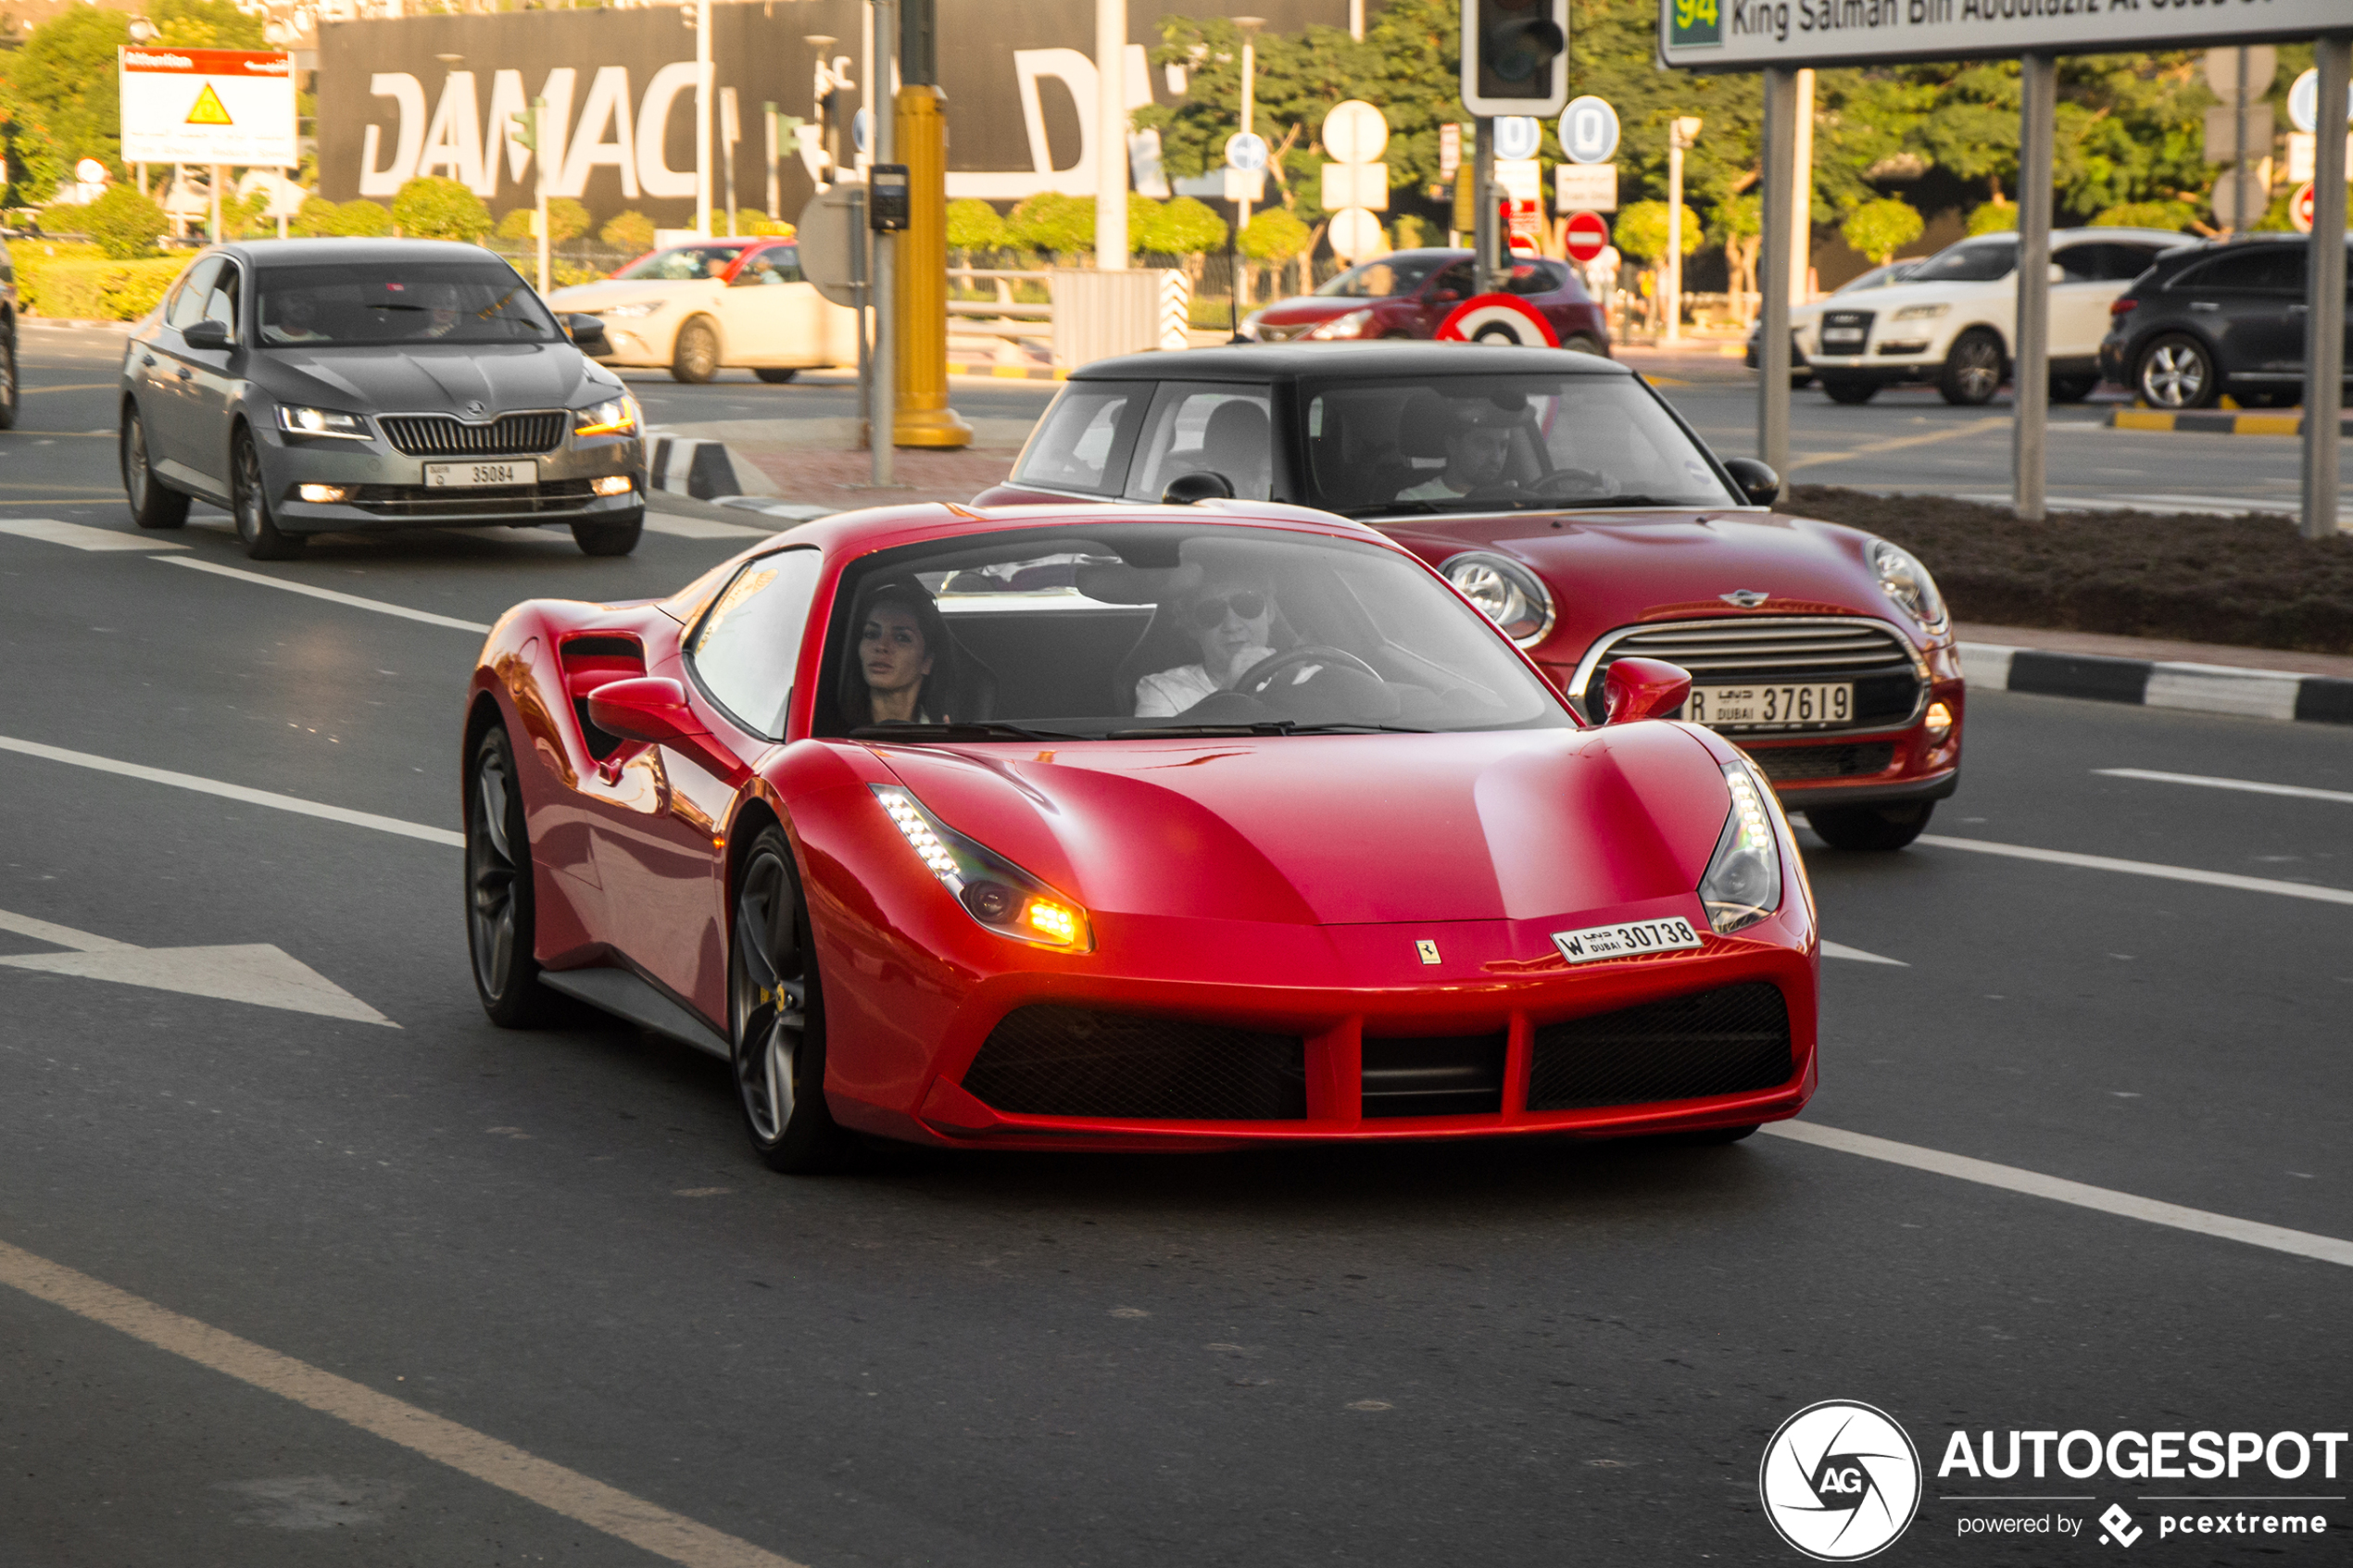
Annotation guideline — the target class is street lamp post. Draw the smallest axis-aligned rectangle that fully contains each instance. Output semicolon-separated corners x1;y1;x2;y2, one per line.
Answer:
1664;116;1700;345
1093;0;1126;270
1235;17;1264;309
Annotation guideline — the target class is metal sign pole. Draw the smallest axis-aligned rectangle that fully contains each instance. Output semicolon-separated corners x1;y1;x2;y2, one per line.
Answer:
870;0;897;488
1755;67;1796;481
2302;31;2349;541
2011;53;2055;522
1472;118;1497;294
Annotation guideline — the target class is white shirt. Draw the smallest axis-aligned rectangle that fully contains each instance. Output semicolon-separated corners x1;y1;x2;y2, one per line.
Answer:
1396;474;1468;501
1133;664;1220;717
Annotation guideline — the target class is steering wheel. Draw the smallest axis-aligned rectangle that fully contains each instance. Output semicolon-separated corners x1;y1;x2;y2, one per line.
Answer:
1521;467;1616;499
1235;644;1382;696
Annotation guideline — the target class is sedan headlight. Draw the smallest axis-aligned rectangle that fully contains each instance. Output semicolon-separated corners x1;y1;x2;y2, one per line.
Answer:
600;301;666;319
1699;760;1782;934
1441;551;1554;647
275;405;371;440
1306;307;1375;340
1869;539;1947;632
872;784;1092;952
1891;303;1948;321
573;395;639;438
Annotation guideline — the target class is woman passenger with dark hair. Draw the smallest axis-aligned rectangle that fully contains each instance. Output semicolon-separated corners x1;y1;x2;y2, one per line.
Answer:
841;579;958;725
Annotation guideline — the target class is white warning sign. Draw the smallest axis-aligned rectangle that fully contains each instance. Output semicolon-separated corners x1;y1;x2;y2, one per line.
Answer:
119;47;296;167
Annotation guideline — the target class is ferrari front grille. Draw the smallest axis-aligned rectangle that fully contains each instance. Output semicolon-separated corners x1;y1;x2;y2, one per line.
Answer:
1361;1033;1506;1118
1578;617;1922;730
1527;983;1793;1111
380;411;567;458
1744;742;1896;784
963;1005;1307;1121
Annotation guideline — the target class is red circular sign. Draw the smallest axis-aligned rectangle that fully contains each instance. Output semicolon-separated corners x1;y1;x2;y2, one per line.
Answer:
1564;210;1610;263
2290;182;2314;234
1435;294;1560;348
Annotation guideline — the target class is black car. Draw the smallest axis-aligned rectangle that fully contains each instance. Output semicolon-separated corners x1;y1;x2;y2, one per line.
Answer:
2099;234;2353;409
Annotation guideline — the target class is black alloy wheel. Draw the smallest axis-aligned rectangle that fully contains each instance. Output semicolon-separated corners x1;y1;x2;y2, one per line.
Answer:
2134;333;2217;409
1819;374;1879;405
0;326;18;430
466;724;557;1026
231;429;305;558
730;825;850;1173
753;367;799;383
571;511;644;557
671;318;720;383
1805;800;1935;852
122;405;190;529
1937;331;2006;406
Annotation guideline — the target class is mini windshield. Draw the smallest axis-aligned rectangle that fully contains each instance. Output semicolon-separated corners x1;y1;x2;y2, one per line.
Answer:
255;262;558;345
612;244;750;281
1303;374;1739;514
1906;239;2016;283
1315;256;1443;298
813;522;1571;740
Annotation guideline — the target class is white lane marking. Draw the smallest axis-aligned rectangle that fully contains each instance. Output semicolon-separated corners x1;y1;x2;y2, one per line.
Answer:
0;1237;808;1568
1917;834;2353;908
2095;768;2353;806
0;734;462;847
0;935;394;1025
0;516;186;551
1761;1121;2353;1269
1786;416;2010;470
162;557;494;633
644;511;777;540
0;907;133;952
1821;940;1906;966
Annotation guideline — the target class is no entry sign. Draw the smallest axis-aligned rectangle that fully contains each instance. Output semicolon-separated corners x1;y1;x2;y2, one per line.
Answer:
120;47;296;167
1564;210;1609;263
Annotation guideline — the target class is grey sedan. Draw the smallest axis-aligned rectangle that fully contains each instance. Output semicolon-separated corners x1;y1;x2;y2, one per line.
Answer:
119;238;646;559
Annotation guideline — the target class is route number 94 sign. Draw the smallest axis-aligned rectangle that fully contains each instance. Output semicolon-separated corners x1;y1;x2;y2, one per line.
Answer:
119;47;296;168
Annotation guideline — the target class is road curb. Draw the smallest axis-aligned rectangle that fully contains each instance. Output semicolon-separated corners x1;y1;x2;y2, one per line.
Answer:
1961;641;2353;726
645;433;780;502
2108;408;2353;437
946;358;1067;381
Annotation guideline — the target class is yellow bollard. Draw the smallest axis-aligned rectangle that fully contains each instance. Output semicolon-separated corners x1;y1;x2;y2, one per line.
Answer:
893;84;972;449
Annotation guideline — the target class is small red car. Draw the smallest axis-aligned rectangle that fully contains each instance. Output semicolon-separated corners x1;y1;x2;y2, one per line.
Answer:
463;501;1818;1171
1242;248;1610;355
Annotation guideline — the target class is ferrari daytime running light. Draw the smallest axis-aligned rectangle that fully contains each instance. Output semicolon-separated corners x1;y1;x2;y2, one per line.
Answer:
276;405;371;440
1441;551;1555;647
1870;539;1948;632
1699;761;1782;935
871;784;1093;952
574;396;639;438
1307;307;1375;340
1891;303;1948;321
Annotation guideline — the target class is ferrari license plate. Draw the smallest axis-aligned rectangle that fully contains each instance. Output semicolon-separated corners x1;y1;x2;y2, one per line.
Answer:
1688;682;1851;729
1551;917;1703;965
425;459;535;488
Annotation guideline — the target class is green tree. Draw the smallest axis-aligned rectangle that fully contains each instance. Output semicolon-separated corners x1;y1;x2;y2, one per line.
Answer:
495;196;590;244
329;198;394;237
1007;191;1094;257
2089;199;2196;231
292;194;342;237
1716;192;1761;314
945;196;1009;258
1966;201;2018;235
390;176;491;241
1;0;260;179
600;210;655;253
1615;200;1702;264
1142;195;1227;257
1239;207;1311;263
1124;194;1164;255
1841;197;1923;265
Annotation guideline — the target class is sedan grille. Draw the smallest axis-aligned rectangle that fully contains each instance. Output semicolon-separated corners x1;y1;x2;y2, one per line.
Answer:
348;478;597;519
1818;308;1874;348
380;411;567;458
963;1005;1306;1121
1528;982;1793;1111
1579;617;1921;731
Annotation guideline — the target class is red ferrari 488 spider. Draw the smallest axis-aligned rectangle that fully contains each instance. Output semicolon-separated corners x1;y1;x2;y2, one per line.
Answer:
463;500;1819;1171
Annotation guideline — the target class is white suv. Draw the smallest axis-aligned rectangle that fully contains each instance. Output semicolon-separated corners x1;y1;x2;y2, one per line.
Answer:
1795;227;2186;406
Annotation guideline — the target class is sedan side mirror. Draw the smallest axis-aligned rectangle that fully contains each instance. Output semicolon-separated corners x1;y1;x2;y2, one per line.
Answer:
1719;457;1781;507
1432;289;1462;304
564;313;613;357
586;677;706;747
1604;657;1693;725
1162;470;1235;505
182;319;231;349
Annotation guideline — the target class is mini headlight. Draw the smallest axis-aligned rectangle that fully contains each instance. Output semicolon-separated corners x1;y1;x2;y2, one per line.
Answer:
1307;307;1375;340
1891;303;1948;321
601;301;666;319
872;784;1092;952
1699;760;1783;934
1869;539;1947;631
1441;551;1555;646
573;396;639;438
275;405;371;440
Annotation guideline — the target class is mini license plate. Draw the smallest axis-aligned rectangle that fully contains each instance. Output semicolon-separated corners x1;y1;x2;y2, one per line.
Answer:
1688;682;1852;729
1821;327;1865;344
1552;918;1703;965
425;459;535;488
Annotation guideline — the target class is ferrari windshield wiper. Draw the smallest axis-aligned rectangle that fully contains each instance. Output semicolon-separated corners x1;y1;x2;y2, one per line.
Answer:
1106;721;1433;738
849;721;1088;744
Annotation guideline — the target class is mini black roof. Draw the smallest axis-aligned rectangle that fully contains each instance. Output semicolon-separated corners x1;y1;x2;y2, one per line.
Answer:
1071;341;1636;382
216;238;518;270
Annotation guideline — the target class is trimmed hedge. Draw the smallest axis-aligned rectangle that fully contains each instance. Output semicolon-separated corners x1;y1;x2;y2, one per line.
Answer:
1786;484;2353;656
19;253;185;320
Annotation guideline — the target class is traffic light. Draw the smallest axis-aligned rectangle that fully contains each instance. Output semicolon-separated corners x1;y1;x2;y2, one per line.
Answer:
1459;0;1569;118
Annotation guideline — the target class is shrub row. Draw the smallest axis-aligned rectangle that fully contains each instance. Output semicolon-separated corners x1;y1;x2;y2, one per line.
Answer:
18;252;184;320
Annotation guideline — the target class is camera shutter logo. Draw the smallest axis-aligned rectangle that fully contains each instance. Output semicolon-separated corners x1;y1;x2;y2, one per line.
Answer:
1758;1400;1921;1561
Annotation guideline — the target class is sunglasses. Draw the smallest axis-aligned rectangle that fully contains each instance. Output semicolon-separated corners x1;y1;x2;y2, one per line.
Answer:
1189;590;1267;628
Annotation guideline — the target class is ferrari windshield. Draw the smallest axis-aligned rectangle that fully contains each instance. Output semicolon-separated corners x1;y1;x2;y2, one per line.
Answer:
1304;374;1740;514
812;522;1571;740
255;262;560;346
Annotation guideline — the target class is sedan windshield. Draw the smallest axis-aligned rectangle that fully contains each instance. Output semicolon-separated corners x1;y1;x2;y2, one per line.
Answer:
1906;238;2016;283
1315;256;1443;298
812;522;1570;740
256;262;559;346
612;243;750;281
1303;374;1739;514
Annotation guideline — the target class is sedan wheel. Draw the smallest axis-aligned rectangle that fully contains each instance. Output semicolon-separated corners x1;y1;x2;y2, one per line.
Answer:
231;429;305;558
0;328;19;431
1937;331;2005;406
753;367;798;383
671;318;720;383
2135;334;2216;410
730;826;850;1173
122;405;190;529
466;724;556;1026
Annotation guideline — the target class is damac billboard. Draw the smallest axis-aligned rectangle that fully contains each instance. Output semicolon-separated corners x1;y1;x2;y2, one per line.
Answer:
315;0;1340;227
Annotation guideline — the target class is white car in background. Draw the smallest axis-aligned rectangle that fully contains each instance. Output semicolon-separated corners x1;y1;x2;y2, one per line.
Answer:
1795;227;2186;406
547;238;859;383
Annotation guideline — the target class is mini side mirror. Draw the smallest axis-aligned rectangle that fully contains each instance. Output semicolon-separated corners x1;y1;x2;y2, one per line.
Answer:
1604;657;1693;725
1719;457;1781;507
182;319;231;349
586;676;706;746
1162;470;1235;505
565;313;612;357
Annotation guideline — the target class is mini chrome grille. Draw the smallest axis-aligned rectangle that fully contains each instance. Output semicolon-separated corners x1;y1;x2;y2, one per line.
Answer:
1578;617;1923;731
380;412;566;458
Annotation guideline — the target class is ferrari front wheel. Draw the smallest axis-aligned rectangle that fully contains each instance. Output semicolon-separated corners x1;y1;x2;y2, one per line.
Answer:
730;825;850;1173
467;723;558;1026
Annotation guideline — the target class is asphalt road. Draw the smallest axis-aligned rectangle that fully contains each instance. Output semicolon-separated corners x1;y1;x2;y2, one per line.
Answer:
1;321;2347;1566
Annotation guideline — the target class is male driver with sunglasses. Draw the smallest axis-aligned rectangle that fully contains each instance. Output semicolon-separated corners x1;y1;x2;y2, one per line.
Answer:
1133;576;1285;717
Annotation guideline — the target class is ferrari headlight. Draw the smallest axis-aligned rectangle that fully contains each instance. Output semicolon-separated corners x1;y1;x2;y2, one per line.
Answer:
1699;760;1783;934
1441;551;1555;646
1307;307;1374;340
1891;303;1948;321
600;301;666;319
275;405;371;440
573;395;639;438
871;784;1093;952
1869;539;1947;632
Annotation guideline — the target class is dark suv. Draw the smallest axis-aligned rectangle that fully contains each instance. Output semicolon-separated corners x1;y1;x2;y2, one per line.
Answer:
2099;234;2353;409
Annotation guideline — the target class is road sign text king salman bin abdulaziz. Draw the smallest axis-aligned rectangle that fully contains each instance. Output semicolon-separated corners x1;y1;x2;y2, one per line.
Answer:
1657;0;2346;71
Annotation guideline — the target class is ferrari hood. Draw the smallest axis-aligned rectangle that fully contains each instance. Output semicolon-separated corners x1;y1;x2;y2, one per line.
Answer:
874;725;1730;926
252;342;607;415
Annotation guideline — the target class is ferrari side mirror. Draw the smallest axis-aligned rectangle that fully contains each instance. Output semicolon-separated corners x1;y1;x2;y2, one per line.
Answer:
1162;470;1235;505
1604;657;1692;725
1719;457;1781;507
586;676;706;746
